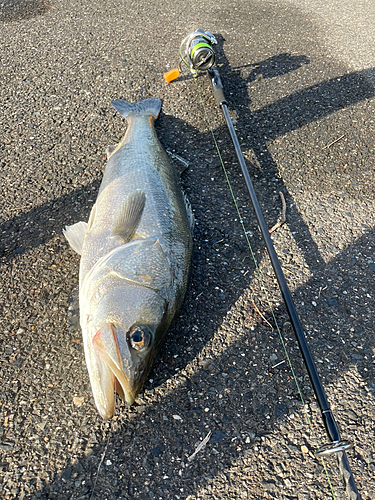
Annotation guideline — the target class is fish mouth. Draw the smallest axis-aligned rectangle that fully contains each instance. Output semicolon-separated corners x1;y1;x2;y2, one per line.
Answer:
93;323;138;418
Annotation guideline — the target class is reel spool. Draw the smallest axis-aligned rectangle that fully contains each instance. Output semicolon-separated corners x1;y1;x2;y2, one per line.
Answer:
164;29;217;83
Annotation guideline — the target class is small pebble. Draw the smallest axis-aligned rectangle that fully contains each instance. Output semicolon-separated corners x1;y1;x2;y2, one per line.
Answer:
73;397;84;407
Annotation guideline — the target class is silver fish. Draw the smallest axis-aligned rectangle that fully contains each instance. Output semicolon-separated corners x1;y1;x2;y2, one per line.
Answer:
64;98;193;418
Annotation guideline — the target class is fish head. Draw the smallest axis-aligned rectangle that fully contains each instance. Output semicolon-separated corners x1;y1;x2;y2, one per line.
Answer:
80;237;175;418
84;286;167;419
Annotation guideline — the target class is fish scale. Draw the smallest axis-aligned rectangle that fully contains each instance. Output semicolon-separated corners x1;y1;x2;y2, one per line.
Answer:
64;98;192;418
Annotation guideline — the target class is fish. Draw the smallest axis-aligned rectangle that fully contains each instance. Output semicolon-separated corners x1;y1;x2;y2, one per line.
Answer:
63;98;193;418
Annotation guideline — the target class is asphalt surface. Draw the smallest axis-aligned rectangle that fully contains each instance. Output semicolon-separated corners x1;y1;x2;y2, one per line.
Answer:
1;0;375;499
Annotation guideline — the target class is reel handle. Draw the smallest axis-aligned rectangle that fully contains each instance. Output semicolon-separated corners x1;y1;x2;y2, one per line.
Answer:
164;68;181;83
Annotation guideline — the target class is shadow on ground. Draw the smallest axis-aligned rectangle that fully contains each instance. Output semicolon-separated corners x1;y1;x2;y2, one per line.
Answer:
0;0;50;22
1;53;370;498
33;226;375;499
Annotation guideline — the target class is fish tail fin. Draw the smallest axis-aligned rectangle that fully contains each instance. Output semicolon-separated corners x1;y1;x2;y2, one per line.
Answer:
111;98;162;120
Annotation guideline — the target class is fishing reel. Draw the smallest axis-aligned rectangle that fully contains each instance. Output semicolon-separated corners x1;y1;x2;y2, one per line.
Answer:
164;29;217;83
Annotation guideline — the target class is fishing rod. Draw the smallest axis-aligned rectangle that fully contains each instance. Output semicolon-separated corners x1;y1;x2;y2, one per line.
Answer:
165;30;361;499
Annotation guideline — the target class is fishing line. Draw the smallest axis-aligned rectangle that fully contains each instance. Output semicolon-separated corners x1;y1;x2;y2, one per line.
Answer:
193;78;337;499
89;403;114;500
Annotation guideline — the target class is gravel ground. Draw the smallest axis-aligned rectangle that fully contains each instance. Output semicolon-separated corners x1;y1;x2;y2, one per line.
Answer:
1;0;374;499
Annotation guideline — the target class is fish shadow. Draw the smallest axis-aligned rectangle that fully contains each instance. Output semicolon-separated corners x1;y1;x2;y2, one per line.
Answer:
0;181;101;261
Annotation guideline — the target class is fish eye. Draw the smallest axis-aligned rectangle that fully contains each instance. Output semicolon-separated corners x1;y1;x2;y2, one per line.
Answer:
129;326;151;351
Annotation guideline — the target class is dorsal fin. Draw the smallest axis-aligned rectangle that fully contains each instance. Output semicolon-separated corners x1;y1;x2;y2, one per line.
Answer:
111;191;146;242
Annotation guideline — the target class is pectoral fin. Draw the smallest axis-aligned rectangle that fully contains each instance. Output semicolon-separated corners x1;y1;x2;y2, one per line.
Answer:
111;191;146;242
63;221;88;255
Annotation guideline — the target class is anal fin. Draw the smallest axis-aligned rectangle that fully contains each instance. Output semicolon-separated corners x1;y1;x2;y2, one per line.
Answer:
183;192;194;229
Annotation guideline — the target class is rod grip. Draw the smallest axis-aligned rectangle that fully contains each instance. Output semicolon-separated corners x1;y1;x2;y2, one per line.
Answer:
321;409;340;443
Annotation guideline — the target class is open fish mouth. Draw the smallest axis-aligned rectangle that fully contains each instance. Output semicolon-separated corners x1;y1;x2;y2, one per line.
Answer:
93;323;137;418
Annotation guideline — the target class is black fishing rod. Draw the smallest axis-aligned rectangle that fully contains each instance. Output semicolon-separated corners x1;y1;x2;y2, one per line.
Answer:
207;66;360;498
165;30;361;499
